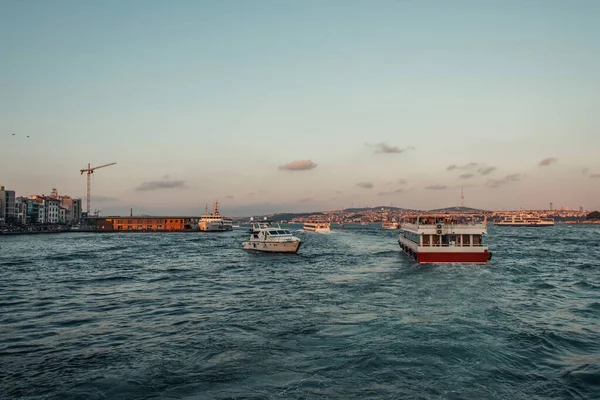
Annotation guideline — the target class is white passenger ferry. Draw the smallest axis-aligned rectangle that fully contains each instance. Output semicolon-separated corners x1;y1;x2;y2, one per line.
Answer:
303;221;331;233
198;201;233;232
493;215;554;227
242;218;302;253
398;215;492;264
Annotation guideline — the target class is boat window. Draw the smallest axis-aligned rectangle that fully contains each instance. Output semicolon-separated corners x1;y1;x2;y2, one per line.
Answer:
268;230;278;235
283;230;291;234
277;230;286;235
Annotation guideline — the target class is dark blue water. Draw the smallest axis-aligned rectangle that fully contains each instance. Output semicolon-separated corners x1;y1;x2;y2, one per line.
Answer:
1;225;599;399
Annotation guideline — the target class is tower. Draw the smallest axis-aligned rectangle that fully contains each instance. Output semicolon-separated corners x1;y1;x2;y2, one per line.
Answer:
461;186;465;208
550;202;553;211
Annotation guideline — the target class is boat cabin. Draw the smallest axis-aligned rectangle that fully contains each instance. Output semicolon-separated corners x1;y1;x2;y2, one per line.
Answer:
252;228;294;240
399;215;487;248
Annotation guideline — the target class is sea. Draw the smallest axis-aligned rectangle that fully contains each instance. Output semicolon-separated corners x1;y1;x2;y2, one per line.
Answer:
1;224;599;399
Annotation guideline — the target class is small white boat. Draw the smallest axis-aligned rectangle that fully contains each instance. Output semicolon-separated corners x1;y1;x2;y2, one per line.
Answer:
303;221;330;233
382;221;399;230
242;218;302;253
232;223;240;228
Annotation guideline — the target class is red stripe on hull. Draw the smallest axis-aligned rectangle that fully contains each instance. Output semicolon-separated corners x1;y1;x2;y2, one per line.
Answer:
417;251;490;264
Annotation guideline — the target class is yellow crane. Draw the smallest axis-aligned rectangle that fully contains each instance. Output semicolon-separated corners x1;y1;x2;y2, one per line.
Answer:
80;162;117;215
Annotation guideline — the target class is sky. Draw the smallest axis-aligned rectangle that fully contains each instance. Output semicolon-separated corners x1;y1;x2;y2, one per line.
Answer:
2;0;599;216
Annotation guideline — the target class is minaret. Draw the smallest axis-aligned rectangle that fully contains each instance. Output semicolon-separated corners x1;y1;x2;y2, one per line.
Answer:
461;186;465;208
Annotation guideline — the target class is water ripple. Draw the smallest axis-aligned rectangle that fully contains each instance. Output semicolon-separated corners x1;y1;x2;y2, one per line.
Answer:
1;225;600;399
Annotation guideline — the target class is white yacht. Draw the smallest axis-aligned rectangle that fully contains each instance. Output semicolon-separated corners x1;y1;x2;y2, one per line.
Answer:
242;218;302;253
494;215;554;227
303;221;331;233
198;201;233;232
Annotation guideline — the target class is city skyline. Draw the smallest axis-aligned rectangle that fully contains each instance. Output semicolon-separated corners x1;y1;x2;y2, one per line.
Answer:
3;1;600;216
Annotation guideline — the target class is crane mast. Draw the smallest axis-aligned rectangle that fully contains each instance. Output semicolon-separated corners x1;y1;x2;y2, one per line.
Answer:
80;162;117;215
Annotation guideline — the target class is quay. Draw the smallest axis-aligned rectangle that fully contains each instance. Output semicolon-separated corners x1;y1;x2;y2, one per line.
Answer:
1;216;205;235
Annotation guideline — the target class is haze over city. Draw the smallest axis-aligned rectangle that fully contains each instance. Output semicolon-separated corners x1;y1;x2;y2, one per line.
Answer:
3;0;599;216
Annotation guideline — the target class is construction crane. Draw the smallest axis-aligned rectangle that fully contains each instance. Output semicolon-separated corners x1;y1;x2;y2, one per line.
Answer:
80;162;117;215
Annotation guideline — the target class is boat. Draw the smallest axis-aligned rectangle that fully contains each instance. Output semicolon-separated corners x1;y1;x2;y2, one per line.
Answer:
198;201;233;232
398;215;492;264
382;221;399;230
242;218;302;253
232;223;240;228
303;221;331;233
493;215;554;227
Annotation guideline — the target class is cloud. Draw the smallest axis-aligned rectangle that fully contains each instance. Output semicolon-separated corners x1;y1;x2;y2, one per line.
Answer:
135;180;186;191
278;160;318;171
335;190;342;194
298;197;314;203
487;174;521;188
248;192;255;196
447;162;479;171
538;157;558;166
425;184;448;190
477;166;496;175
397;179;408;184
459;173;475;179
225;195;234;199
367;142;415;154
590;174;600;179
377;188;406;196
357;182;374;189
582;168;589;175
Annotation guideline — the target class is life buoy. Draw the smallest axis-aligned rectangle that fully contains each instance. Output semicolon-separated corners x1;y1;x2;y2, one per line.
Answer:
437;230;442;234
436;224;442;229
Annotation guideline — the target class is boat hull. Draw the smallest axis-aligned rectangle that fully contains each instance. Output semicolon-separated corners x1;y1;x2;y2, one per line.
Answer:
199;222;232;232
304;227;330;233
242;240;302;253
398;240;491;264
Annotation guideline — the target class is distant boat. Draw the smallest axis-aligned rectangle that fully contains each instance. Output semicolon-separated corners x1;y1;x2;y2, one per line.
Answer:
232;223;240;228
304;221;331;233
382;221;399;230
198;201;233;232
494;215;554;227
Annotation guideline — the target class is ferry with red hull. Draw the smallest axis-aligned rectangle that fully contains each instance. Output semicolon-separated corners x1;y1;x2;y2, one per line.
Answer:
398;215;492;264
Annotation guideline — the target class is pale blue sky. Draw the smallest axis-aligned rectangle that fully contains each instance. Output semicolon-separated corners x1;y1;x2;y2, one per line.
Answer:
2;0;599;215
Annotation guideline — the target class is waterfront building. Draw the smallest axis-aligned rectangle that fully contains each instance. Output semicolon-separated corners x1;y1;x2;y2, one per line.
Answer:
95;217;199;231
14;197;28;225
0;186;16;223
44;198;60;224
